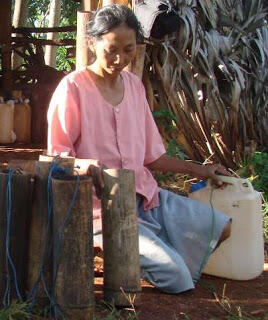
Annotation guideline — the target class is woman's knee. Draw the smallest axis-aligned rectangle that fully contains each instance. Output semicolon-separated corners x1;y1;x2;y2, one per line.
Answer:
141;258;194;294
219;220;232;243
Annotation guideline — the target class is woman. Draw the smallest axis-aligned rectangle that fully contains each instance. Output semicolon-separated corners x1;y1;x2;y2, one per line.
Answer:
47;4;231;294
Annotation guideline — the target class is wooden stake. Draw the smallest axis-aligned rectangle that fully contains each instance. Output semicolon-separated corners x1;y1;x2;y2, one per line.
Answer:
76;11;94;70
101;169;141;307
52;175;94;319
0;170;32;301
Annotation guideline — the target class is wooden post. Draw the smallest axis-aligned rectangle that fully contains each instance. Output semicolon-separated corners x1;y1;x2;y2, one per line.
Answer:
82;0;98;11
0;0;12;95
52;175;94;319
101;169;141;307
27;157;75;302
76;11;94;70
0;170;32;302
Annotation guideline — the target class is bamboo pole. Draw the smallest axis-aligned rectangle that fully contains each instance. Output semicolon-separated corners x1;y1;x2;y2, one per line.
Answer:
26;157;75;302
82;0;98;11
52;175;94;319
8;159;36;176
0;170;32;302
39;154;75;170
76;11;94;70
101;169;141;307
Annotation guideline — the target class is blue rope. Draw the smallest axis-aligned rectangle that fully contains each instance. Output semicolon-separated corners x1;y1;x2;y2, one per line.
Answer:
3;169;23;307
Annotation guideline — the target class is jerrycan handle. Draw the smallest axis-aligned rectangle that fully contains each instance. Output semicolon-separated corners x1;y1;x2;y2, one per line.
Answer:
208;175;254;193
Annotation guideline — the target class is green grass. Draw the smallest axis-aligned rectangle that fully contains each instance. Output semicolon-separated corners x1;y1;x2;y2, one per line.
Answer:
0;301;30;320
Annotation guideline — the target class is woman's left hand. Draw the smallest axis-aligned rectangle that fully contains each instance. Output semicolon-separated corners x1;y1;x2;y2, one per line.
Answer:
203;163;231;187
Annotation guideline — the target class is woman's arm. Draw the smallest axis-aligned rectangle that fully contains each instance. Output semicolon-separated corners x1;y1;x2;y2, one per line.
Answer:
47;77;81;156
146;154;230;186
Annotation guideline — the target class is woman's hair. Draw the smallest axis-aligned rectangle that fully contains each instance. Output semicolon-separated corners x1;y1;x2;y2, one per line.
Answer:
86;4;143;42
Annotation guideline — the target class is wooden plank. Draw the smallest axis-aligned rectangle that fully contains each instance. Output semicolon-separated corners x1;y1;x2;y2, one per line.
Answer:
13;26;77;34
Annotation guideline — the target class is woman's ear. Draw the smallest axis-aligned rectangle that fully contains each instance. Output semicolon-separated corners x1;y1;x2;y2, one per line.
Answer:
87;37;95;54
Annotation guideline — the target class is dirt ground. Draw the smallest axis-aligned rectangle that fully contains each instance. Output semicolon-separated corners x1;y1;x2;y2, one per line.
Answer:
0;143;267;320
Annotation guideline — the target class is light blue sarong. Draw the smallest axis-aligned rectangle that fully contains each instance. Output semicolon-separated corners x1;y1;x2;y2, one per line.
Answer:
138;188;230;293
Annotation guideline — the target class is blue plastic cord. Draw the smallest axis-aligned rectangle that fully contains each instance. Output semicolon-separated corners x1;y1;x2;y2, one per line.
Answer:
3;169;23;307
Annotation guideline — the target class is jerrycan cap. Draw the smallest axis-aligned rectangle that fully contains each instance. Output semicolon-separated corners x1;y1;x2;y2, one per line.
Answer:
190;180;207;192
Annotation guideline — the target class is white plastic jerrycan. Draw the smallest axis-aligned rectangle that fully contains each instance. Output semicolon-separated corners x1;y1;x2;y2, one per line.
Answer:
0;99;16;144
189;175;264;280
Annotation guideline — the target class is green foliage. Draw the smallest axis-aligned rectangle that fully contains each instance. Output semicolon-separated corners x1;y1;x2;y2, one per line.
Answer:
239;152;268;199
56;44;75;72
237;151;268;242
153;109;178;133
167;139;188;160
94;300;139;320
153;109;188;159
0;301;30;320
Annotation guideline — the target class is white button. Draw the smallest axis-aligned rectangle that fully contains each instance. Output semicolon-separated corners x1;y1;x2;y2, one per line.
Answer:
114;107;119;113
123;160;128;165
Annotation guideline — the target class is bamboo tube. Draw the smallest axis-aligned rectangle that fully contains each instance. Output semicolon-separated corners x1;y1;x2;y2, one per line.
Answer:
39;154;75;171
8;159;36;176
0;170;32;302
101;169;141;307
26;161;53;302
76;11;94;70
52;175;94;320
26;158;75;301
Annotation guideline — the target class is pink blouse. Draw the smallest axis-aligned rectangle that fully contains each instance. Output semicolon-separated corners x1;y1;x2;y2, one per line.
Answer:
47;68;166;230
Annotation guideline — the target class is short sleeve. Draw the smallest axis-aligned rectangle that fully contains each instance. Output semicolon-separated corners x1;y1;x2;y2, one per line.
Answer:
140;82;166;165
47;76;81;157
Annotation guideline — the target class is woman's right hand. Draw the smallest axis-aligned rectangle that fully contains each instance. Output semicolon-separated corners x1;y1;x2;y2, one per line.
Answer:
87;163;106;198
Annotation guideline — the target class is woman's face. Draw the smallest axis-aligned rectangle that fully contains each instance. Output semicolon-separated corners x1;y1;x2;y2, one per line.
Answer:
92;23;137;76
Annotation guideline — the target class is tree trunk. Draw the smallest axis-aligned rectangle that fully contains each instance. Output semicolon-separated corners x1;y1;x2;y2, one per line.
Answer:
45;0;61;68
12;0;29;70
